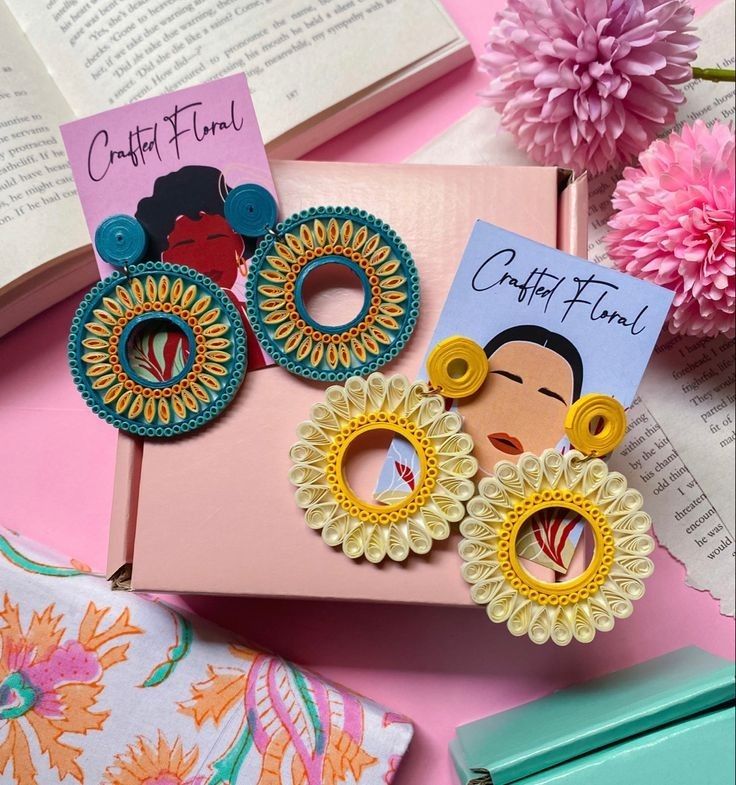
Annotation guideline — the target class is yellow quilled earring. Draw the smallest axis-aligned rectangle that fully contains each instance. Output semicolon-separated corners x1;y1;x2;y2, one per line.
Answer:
565;393;627;457
289;372;478;563
425;335;488;399
458;448;655;646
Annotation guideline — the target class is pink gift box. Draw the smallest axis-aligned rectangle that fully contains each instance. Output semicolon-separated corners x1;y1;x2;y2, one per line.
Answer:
107;159;588;603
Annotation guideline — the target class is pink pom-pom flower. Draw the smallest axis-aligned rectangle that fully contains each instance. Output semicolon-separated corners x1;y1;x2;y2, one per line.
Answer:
607;120;735;338
480;0;699;175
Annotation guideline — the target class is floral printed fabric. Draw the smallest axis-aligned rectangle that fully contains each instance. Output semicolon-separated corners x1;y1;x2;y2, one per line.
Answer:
0;527;412;785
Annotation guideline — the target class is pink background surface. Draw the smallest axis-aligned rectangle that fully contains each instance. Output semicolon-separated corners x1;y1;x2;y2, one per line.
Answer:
0;2;731;783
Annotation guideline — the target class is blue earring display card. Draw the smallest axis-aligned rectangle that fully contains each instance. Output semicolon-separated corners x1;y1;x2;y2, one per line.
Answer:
376;221;674;500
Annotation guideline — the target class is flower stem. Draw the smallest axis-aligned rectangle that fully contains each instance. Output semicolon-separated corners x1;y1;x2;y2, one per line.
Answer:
691;66;736;82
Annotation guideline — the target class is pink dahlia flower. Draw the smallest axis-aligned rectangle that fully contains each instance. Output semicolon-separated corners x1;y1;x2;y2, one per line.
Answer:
607;120;735;338
480;0;699;175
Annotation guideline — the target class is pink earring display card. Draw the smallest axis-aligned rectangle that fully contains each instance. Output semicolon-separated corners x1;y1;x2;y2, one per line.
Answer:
61;73;276;370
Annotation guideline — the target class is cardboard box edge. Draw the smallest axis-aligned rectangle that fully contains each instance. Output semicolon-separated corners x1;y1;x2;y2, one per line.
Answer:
106;434;143;587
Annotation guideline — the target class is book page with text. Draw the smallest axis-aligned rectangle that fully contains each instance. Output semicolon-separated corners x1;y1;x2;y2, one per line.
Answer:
0;3;88;291
6;0;459;145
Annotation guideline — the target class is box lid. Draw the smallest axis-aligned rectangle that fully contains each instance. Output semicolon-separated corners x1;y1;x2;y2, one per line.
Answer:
453;647;736;785
523;705;735;785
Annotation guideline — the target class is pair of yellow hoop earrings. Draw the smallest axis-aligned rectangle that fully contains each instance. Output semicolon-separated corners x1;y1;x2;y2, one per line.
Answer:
289;335;653;645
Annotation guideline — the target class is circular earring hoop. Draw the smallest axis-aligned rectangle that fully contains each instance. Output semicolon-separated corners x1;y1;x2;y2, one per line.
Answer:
246;207;420;381
289;373;477;563
565;393;627;457
68;262;247;437
459;449;654;645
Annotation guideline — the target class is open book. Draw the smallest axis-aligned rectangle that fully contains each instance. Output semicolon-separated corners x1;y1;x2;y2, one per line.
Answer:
0;0;469;335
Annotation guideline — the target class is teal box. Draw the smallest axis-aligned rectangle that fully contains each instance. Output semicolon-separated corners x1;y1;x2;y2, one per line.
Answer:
451;647;736;785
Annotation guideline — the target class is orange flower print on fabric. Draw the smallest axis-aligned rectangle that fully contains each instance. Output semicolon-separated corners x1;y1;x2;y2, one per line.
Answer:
180;644;379;785
0;595;141;785
103;732;205;785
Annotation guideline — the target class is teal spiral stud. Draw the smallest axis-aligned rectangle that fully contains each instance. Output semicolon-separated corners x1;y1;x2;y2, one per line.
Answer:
224;183;278;237
94;214;147;267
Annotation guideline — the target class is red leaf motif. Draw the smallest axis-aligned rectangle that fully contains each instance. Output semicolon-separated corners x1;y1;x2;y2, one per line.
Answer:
531;509;582;571
394;461;415;490
129;329;189;383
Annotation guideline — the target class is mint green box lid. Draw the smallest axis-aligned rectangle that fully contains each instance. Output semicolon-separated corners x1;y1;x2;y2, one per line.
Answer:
451;705;735;785
452;647;736;785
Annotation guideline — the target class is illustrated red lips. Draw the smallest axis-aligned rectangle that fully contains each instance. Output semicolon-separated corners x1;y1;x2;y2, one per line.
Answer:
487;432;524;455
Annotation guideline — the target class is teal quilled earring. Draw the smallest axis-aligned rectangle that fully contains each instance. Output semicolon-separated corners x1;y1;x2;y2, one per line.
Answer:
242;203;420;382
68;214;247;437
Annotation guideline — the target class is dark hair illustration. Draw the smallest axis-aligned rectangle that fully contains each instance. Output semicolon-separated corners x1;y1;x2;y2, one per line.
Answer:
483;325;584;402
135;165;229;258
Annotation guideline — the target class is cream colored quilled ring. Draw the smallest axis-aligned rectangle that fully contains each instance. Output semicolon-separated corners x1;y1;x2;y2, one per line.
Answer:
458;449;655;645
289;372;478;563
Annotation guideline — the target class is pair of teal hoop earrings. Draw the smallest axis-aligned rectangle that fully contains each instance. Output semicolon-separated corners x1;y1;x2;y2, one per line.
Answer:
68;185;420;437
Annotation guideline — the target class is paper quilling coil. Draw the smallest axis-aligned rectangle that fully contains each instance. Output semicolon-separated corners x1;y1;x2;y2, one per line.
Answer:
94;214;147;268
426;336;488;398
565;393;627;457
224;183;278;237
289;373;478;563
459;449;655;646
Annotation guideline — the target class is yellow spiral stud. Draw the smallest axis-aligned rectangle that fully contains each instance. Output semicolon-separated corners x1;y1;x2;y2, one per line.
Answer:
565;393;627;457
426;335;488;398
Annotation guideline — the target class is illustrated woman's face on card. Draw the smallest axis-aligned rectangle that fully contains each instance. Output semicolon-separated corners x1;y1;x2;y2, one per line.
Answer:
458;339;577;473
162;212;244;290
136;166;246;292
